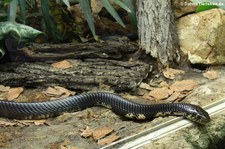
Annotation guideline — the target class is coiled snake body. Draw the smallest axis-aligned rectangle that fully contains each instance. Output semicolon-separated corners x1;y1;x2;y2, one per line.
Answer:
0;92;210;124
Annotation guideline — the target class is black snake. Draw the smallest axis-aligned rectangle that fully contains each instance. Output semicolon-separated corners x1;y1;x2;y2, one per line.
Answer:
0;92;210;124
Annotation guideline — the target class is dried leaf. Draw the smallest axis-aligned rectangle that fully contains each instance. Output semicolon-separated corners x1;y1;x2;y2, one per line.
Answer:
97;134;120;145
139;83;154;90
80;127;94;138
170;80;198;92
43;86;75;97
148;87;173;100
163;68;185;79
6;87;23;100
54;86;76;97
51;60;73;69
203;70;218;80
92;126;114;141
142;92;155;100
0;85;10;92
166;92;180;102
44;87;62;96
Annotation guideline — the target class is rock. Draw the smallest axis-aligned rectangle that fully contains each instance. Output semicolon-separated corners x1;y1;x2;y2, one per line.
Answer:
172;0;196;18
177;8;225;64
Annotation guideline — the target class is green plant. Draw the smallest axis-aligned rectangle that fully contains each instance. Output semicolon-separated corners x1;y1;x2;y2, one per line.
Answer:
61;0;136;40
0;0;45;59
0;0;137;59
2;0;136;40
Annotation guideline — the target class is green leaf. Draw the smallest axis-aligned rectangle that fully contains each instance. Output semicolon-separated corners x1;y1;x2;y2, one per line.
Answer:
18;0;26;23
0;22;19;40
62;0;70;8
7;0;18;22
0;22;44;42
4;0;13;3
100;0;125;28
122;0;137;27
0;44;6;59
114;0;131;12
41;0;62;42
196;3;219;12
78;0;96;38
0;22;44;59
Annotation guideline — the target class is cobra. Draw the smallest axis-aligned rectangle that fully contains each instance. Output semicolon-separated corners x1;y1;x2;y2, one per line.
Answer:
0;92;210;124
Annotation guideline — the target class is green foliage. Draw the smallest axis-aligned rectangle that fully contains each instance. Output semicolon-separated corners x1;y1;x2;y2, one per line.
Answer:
41;0;63;42
73;0;136;41
100;0;126;28
122;0;137;27
2;0;136;42
0;22;44;58
78;0;97;40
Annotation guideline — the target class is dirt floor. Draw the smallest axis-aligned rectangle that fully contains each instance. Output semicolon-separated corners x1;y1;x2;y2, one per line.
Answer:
0;65;224;149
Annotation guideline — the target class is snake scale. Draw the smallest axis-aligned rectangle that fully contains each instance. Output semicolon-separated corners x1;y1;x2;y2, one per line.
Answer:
0;92;210;124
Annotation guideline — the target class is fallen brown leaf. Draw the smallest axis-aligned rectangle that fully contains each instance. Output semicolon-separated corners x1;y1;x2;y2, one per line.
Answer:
176;91;192;102
163;68;185;79
142;92;155;100
97;134;120;145
51;60;73;69
170;80;198;92
54;86;76;97
92;126;114;141
43;86;75;97
6;87;23;100
166;91;180;102
203;70;218;80
148;87;173;100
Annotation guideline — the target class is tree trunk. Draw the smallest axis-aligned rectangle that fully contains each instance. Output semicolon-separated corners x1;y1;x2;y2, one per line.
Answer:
137;0;180;68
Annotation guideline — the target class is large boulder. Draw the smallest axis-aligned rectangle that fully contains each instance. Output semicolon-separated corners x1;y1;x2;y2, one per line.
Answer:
177;8;225;64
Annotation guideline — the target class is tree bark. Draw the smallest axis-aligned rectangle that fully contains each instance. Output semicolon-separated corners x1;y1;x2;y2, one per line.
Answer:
3;37;137;62
0;59;152;91
137;0;180;68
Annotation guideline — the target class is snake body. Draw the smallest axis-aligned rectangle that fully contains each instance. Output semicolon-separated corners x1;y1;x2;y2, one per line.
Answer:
0;92;210;124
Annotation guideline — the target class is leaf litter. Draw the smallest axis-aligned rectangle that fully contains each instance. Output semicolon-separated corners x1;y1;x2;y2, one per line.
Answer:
163;68;185;79
143;79;198;102
43;86;76;98
203;70;218;80
51;60;73;69
80;126;119;145
6;87;24;100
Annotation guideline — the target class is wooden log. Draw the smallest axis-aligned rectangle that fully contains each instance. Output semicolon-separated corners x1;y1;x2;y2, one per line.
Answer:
4;37;138;62
0;59;152;91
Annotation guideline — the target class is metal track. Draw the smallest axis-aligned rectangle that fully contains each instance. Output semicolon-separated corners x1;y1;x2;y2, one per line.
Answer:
102;99;225;149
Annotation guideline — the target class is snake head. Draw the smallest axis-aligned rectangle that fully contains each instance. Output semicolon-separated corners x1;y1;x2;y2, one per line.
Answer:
184;104;210;124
